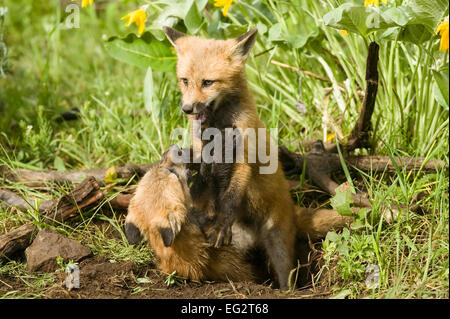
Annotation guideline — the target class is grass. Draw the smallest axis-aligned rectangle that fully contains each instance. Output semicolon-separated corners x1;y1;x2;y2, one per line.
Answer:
0;0;448;298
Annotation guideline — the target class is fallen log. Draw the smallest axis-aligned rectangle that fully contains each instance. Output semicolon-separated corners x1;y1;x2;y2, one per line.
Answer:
0;177;104;222
0;188;54;211
1;151;445;189
0;163;153;188
0;224;37;262
43;176;104;223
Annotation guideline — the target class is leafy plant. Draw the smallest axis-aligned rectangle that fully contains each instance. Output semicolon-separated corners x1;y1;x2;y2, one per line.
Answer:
165;270;185;287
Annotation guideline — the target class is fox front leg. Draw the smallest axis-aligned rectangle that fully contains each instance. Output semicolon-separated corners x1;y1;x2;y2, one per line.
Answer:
206;163;251;248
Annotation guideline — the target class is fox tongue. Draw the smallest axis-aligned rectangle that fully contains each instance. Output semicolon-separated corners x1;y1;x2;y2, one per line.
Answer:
196;109;209;124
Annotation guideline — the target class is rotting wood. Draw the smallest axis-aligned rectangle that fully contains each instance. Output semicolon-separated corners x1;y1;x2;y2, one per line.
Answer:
0;163;154;188
0;224;37;262
43;176;104;223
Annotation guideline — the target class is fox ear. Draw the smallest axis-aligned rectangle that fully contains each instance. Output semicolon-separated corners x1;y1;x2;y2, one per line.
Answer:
163;26;186;48
230;29;258;60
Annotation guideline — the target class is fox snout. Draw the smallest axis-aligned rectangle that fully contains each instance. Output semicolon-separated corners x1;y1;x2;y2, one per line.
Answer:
180;101;206;115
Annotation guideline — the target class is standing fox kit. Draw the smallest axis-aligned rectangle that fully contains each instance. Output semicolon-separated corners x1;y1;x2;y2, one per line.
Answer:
162;27;297;290
125;145;254;282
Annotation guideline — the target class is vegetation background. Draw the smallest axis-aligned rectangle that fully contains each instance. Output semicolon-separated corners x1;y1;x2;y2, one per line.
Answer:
0;0;448;298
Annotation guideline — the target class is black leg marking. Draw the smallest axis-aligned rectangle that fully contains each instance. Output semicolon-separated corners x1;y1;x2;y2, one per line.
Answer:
124;222;143;245
158;227;175;247
262;227;294;291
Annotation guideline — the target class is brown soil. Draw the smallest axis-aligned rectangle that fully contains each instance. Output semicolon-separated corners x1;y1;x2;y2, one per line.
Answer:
0;254;330;299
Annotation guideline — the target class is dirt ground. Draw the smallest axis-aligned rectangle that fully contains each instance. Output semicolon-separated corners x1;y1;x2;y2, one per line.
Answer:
0;254;330;299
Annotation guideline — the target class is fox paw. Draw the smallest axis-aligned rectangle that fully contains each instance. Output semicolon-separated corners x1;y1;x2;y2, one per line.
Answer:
158;212;184;247
205;223;233;248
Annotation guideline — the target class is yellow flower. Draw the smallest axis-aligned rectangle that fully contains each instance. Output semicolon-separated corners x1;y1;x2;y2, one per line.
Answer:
435;18;449;52
364;0;387;7
214;0;235;17
340;30;348;36
72;0;94;8
326;132;336;142
121;6;148;36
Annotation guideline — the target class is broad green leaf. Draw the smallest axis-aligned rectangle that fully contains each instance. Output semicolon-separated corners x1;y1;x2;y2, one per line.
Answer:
53;156;66;171
194;0;209;11
330;182;354;216
268;11;318;49
256;22;267;35
104;32;176;72
284;11;319;49
326;231;340;242
382;7;410;26
222;24;250;38
407;0;449;33
185;0;202;34
350;219;365;230
323;3;396;37
268;23;282;42
149;0;206;38
324;1;449;40
433;69;449;109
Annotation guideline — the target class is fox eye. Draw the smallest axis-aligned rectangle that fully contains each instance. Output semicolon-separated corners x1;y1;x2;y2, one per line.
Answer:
201;80;214;88
181;78;188;86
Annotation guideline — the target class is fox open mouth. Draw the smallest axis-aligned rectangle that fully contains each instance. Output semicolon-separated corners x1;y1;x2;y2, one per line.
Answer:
195;107;210;124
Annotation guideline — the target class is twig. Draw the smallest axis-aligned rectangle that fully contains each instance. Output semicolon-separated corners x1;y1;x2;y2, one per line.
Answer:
270;60;340;85
327;42;379;154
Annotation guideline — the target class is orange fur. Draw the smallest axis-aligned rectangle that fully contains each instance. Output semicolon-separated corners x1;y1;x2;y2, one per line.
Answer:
164;28;297;290
126;148;253;282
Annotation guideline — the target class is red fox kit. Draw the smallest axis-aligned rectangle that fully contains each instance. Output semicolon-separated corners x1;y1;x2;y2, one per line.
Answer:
125;145;253;282
163;27;297;290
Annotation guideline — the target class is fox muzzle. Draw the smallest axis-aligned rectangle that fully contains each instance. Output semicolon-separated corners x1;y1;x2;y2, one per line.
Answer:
180;101;207;115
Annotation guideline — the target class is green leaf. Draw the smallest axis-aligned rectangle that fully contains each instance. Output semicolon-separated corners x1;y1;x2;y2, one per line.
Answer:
256;22;267;35
433;68;449;109
324;0;449;41
104;32;176;72
222;24;250;38
268;11;318;49
268;23;282;42
330;182;354;216
144;67;161;118
407;0;449;33
323;3;396;37
53;156;66;171
326;231;340;242
350;219;365;230
382;7;410;26
330;289;352;299
185;0;203;34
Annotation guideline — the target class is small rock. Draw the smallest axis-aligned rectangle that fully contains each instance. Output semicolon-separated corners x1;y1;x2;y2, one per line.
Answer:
25;229;92;272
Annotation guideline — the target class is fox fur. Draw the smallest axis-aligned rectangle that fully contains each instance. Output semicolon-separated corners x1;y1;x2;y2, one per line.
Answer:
162;27;297;290
125;145;254;282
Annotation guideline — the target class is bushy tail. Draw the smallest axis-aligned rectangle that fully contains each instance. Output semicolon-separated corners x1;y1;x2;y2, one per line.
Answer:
294;207;353;241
